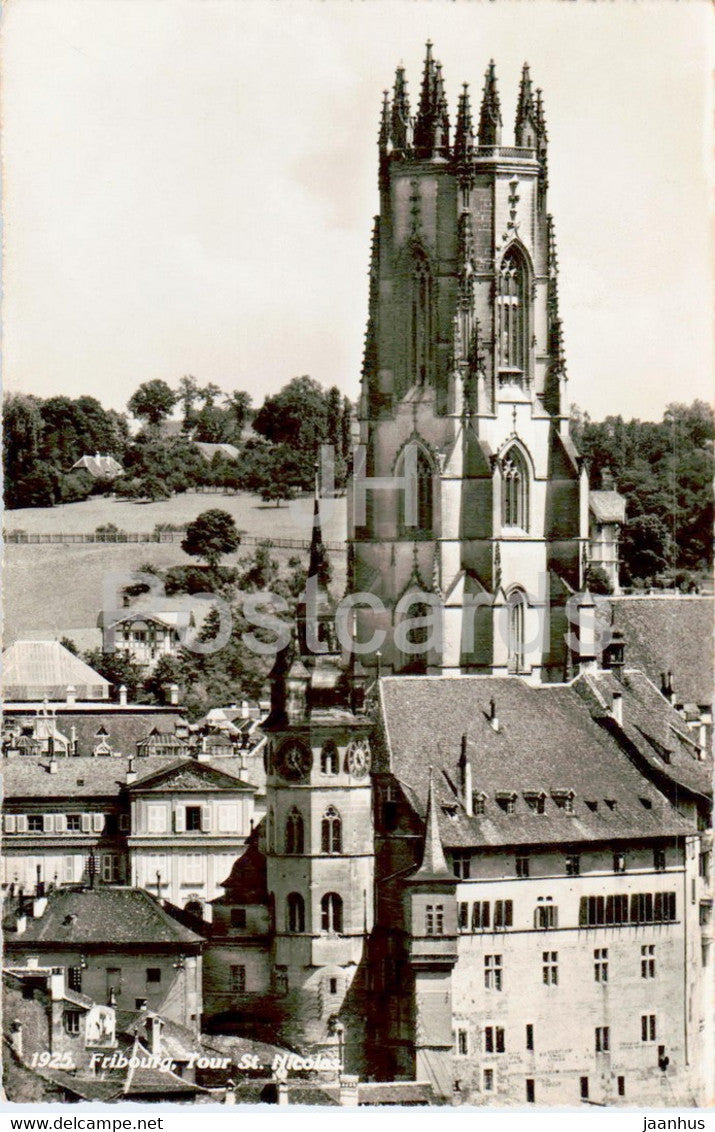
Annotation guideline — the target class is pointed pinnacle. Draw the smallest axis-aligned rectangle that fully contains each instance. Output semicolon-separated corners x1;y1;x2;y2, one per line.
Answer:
454;82;475;164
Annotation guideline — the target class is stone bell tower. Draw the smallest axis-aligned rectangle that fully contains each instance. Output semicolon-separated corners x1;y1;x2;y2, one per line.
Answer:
349;48;588;681
263;488;374;1073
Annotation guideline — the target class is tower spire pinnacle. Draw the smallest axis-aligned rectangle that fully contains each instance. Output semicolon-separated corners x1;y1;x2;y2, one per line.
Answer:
308;460;329;588
514;62;537;147
414;41;449;158
378;89;390;151
453;82;475;168
390;65;411;151
478;60;502;147
535;87;549;193
413;767;452;880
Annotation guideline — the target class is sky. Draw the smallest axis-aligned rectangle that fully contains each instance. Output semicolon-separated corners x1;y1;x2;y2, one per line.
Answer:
2;0;712;422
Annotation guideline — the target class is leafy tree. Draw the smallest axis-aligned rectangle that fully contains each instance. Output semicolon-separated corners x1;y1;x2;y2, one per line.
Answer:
177;375;200;432
3;394;44;502
143;655;184;702
84;648;145;701
584;565;613;595
620;514;671;586
253;375;328;490
60;636;79;655
225;390;252;438
127;380;177;428
182;509;242;569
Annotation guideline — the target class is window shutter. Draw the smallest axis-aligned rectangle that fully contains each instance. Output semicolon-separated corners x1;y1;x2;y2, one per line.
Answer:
55;814;66;833
482;901;490;928
505;900;513;927
81;814;91;833
201;805;211;832
578;897;587;927
16;815;28;833
92;813;104;833
534;908;540;930
174;808;185;833
553;906;559;929
44;814;55;833
4;815;16;833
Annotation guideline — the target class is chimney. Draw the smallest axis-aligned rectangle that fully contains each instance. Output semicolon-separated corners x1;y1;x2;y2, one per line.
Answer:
277;1081;290;1106
126;754;136;784
15;914;27;936
70;725;77;756
168;683;179;706
660;671;675;704
65;684;77;705
32;896;48;919
459;737;474;816
577;591;599;673
49;970;64;1000
48;755;58;774
147;1015;163;1057
488;698;500;732
611;690;623;727
698;720;708;755
107;987;117;1007
118;684;128;706
9;1021;23;1062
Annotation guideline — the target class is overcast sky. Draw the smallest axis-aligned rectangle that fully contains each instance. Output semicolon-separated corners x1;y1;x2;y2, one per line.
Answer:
2;0;711;421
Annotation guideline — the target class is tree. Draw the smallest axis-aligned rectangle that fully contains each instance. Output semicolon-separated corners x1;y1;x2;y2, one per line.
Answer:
177;375;200;432
584;565;613;595
252;375;328;489
620;514;671;586
84;648;145;702
127;380;177;428
182;509;242;569
225;391;252;438
143;655;184;703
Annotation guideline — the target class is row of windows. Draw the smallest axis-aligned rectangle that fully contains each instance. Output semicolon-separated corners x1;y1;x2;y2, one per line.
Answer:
68;964;164;996
282;807;342;855
452;848;667;878
453;892;676;934
285;892;343;934
5;813;128;834
471;1071;629;1103
454;1015;661;1059
478;948;660;991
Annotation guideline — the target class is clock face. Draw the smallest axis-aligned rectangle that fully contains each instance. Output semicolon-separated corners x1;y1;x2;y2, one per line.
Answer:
346;740;371;779
274;740;312;782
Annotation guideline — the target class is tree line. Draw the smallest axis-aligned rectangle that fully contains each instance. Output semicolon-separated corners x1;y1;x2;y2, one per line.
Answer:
3;375;353;510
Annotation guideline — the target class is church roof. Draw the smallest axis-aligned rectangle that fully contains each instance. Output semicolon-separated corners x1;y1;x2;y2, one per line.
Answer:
589;490;626;523
3;640;111;701
378;675;693;848
606;595;714;708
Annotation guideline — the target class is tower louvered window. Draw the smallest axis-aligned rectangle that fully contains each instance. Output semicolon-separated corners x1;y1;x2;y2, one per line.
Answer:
321;806;342;854
321;892;343;933
411;252;432;386
285;807;304;855
502;448;529;530
507;589;527;673
286;892;305;933
498;247;529;374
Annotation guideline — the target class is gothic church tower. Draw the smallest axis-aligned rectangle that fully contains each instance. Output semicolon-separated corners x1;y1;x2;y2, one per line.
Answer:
349;49;588;681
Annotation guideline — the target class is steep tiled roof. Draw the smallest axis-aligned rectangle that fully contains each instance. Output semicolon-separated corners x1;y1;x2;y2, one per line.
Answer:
3;640;110;701
70;454;124;479
3;754;251;799
194;442;240;462
589;490;626;523
378;675;693;848
576;669;712;802
3;887;204;947
607;595;714;708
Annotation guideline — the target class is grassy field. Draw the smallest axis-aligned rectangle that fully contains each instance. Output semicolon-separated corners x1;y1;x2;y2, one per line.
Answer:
5;490;347;543
4;492;348;648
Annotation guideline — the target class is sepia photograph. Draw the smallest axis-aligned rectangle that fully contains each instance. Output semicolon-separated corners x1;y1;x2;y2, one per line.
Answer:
1;0;712;1115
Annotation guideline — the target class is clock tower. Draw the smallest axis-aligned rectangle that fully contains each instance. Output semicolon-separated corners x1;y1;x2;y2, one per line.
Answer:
262;492;375;1073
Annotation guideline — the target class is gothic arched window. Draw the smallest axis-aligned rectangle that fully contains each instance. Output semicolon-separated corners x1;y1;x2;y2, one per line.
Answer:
321;742;339;776
498;247;529;374
285;807;304;855
321;892;343;934
501;447;529;530
286;892;305;933
266;808;274;853
321;806;342;854
507;589;527;674
411;252;432;386
398;444;435;536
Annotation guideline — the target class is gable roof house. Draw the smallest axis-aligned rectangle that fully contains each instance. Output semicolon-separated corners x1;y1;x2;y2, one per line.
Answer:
3;640;111;702
70;453;124;479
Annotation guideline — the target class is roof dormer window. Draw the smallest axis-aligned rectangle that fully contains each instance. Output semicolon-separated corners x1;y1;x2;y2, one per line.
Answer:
496;792;517;814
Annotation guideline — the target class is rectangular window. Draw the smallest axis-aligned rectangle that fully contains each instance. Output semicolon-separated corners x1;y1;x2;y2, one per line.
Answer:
230;965;246;994
594;948;608;983
425;904;444;936
63;856;75;883
493;900;513;929
525;1023;534;1051
641;944;655;979
654;847;666;872
147;805;168;833
542;951;558;985
458;902;469;930
595;1026;610;1053
183;854;203;883
106;968;121;995
483;1068;494;1093
526;1079;535;1104
27;815;44;832
119;814;131;833
613;852;626;874
535;902;557;929
64;1010;81;1036
230;907;247;929
472;901;490;930
484;1026;505;1053
218;804;239;833
186;806;202;831
580;1076;589;1100
146;968;162;984
452;851;471;879
580;891;676;927
617;1076;625;1097
66;815;82;832
329;977;338;995
641;1014;656;1042
457;1029;468;1056
516;855;530;878
68;967;82;992
565;854;580;876
101;855;119;883
484;954;502;991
